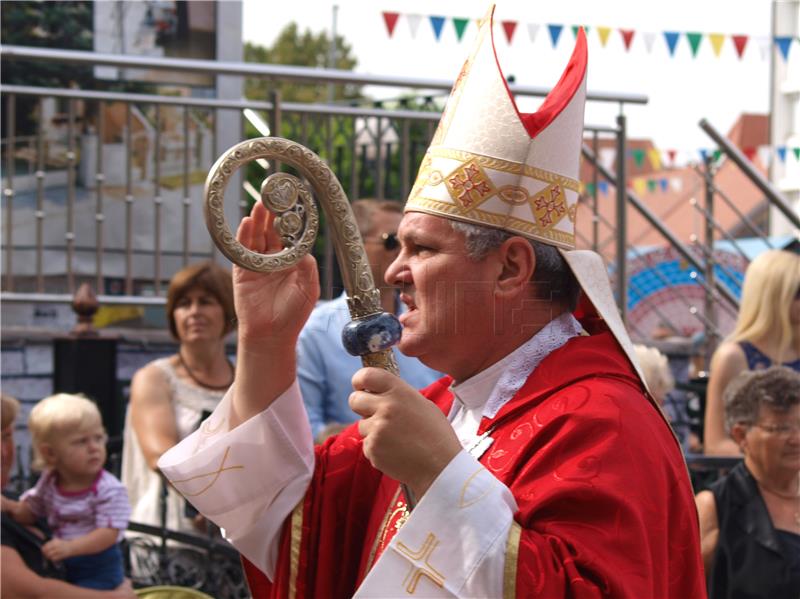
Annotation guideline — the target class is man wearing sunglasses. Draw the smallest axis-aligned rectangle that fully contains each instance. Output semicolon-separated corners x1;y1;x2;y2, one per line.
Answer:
297;199;442;442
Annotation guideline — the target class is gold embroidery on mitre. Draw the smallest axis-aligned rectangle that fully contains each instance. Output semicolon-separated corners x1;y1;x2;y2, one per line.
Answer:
444;159;496;212
169;446;244;497
396;533;446;594
407;196;576;249
530;183;568;231
497;185;530;205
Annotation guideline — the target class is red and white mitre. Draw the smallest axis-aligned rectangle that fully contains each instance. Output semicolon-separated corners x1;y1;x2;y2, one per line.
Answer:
405;5;649;389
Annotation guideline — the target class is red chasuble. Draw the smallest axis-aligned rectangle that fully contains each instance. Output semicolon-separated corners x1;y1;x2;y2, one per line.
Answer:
242;330;705;598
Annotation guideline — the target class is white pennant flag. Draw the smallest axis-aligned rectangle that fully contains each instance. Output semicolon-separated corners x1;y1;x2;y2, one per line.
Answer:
527;23;540;43
670;176;684;192
757;36;771;61
642;32;656;53
599;147;616;171
406;14;422;39
757;145;772;168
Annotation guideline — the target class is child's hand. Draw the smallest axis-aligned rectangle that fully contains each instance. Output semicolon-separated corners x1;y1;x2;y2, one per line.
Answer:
41;538;74;562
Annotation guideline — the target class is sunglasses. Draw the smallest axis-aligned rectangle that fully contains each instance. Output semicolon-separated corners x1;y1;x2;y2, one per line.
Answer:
376;232;399;251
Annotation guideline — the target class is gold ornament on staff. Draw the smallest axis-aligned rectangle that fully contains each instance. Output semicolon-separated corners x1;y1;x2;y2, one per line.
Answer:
203;136;416;509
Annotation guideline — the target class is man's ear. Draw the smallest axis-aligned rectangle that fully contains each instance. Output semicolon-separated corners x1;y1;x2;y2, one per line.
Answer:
495;237;535;299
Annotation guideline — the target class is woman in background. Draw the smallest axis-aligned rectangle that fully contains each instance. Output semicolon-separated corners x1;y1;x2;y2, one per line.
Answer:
121;261;235;577
704;250;800;455
696;366;800;598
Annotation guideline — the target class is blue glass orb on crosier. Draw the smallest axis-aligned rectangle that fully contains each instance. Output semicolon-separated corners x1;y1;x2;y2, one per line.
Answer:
341;312;402;356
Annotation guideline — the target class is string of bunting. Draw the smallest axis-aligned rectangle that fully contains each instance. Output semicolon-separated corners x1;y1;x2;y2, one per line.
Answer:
381;12;797;61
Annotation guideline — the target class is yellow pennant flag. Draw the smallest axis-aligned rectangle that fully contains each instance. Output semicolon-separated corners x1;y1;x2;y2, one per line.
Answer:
647;148;662;170
633;177;647;196
708;33;726;57
597;26;612;47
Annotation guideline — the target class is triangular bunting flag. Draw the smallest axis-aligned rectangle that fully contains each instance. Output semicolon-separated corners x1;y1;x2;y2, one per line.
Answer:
757;145;772;168
659;178;669;192
501;20;518;43
647;148;662;170
647;179;657;192
527;23;540;43
632;148;645;167
686;32;703;57
777;146;787;162
671;177;684;192
775;36;793;61
598;181;609;195
731;35;749;59
758;36;771;60
407;14;422;38
382;12;400;37
452;17;469;41
793;147;800;161
633;178;647;195
620;29;635;51
666;149;677;165
429;16;445;40
585;182;596;196
643;32;657;53
597;26;612;47
599;147;616;171
743;147;756;161
708;33;725;57
713;149;722;162
700;149;709;162
571;25;589;38
664;31;680;56
548;24;563;48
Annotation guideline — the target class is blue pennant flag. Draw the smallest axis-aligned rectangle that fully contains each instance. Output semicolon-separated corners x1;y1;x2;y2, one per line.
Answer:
777;146;787;162
775;36;793;61
598;180;609;195
664;31;680;56
429;16;446;40
699;149;709;162
548;24;563;48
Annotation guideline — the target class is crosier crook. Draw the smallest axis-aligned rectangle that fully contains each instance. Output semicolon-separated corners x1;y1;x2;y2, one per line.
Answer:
203;136;416;510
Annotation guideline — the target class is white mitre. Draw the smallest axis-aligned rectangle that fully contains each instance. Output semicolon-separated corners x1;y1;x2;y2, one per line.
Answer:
405;5;649;391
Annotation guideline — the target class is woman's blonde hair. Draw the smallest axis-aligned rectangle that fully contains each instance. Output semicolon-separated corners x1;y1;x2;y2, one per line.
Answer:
1;394;20;430
28;394;104;471
730;249;800;361
633;345;675;402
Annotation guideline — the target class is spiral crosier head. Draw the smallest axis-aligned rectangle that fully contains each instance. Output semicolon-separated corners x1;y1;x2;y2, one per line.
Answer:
203;137;401;368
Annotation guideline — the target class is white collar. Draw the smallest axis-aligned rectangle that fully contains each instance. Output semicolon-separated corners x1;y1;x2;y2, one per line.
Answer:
451;312;584;420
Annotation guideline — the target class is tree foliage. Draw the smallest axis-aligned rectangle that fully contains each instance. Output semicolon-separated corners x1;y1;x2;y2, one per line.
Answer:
244;23;361;103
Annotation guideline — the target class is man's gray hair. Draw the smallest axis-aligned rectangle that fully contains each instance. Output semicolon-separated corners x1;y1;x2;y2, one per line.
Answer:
723;365;800;433
450;220;581;310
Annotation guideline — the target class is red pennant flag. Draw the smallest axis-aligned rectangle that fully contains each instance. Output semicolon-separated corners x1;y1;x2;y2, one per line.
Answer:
667;149;677;164
501;20;518;43
382;12;400;37
731;34;749;59
619;29;635;50
743;147;757;161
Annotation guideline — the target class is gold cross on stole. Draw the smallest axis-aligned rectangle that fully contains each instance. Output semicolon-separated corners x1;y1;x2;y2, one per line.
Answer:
396;533;446;594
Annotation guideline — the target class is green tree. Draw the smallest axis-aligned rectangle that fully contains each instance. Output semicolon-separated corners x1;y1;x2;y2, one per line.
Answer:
244;23;361;103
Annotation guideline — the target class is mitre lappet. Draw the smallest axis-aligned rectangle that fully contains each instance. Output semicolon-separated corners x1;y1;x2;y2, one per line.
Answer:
404;4;648;389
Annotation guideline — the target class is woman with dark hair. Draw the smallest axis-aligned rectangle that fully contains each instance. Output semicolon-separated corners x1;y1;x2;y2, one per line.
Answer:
121;261;235;574
696;366;800;598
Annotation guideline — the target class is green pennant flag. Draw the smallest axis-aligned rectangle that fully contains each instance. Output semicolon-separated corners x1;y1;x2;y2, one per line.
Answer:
793;147;800;161
585;182;596;196
452;17;469;41
632;149;645;167
647;179;657;192
686;32;703;57
571;25;590;37
713;149;722;162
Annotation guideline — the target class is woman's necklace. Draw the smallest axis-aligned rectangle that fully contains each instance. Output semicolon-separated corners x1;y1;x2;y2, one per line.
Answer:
755;477;800;526
178;351;234;391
